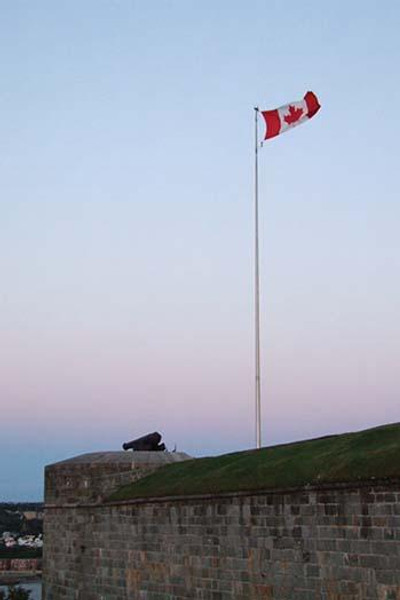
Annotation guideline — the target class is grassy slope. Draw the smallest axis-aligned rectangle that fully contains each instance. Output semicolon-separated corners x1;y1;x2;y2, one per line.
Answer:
108;422;400;501
0;548;42;559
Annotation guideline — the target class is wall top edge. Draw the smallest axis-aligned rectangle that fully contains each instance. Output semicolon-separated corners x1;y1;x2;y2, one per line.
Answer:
44;477;400;510
45;451;192;469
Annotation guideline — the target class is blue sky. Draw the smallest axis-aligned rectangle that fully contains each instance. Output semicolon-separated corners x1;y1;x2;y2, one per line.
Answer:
1;0;399;500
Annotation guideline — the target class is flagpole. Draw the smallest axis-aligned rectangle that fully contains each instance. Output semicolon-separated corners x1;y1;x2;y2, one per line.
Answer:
254;106;262;449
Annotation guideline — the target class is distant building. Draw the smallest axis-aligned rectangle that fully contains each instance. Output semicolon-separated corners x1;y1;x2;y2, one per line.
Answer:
23;510;44;521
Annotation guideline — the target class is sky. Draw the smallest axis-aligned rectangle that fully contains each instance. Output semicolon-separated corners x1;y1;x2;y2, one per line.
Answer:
1;0;399;500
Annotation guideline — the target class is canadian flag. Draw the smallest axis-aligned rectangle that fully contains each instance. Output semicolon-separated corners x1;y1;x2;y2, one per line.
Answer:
261;91;321;140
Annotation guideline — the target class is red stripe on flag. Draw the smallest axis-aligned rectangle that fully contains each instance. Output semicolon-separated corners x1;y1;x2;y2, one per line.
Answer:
261;109;281;140
304;91;321;118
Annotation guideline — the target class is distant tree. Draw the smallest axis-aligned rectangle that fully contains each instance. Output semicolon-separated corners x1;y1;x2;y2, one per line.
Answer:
0;508;22;533
0;586;31;600
20;518;43;537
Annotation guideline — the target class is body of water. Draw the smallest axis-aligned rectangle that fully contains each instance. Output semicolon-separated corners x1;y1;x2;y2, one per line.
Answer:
0;581;41;600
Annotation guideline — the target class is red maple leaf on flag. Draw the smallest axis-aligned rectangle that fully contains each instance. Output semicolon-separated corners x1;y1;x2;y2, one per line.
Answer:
284;105;303;125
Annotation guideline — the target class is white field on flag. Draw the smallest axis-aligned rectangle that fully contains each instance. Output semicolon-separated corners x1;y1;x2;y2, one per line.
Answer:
277;99;310;135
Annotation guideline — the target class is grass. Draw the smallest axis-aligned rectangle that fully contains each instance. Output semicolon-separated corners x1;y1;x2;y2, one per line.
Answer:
0;548;42;560
108;422;400;501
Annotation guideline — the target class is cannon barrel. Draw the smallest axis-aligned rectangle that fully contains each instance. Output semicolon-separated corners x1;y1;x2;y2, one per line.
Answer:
122;431;165;452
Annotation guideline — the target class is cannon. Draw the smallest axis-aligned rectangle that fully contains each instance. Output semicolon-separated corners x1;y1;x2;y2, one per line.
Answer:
122;431;166;452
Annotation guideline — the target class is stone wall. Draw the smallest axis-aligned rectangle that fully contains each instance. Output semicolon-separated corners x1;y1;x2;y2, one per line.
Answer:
43;480;400;600
45;451;191;505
